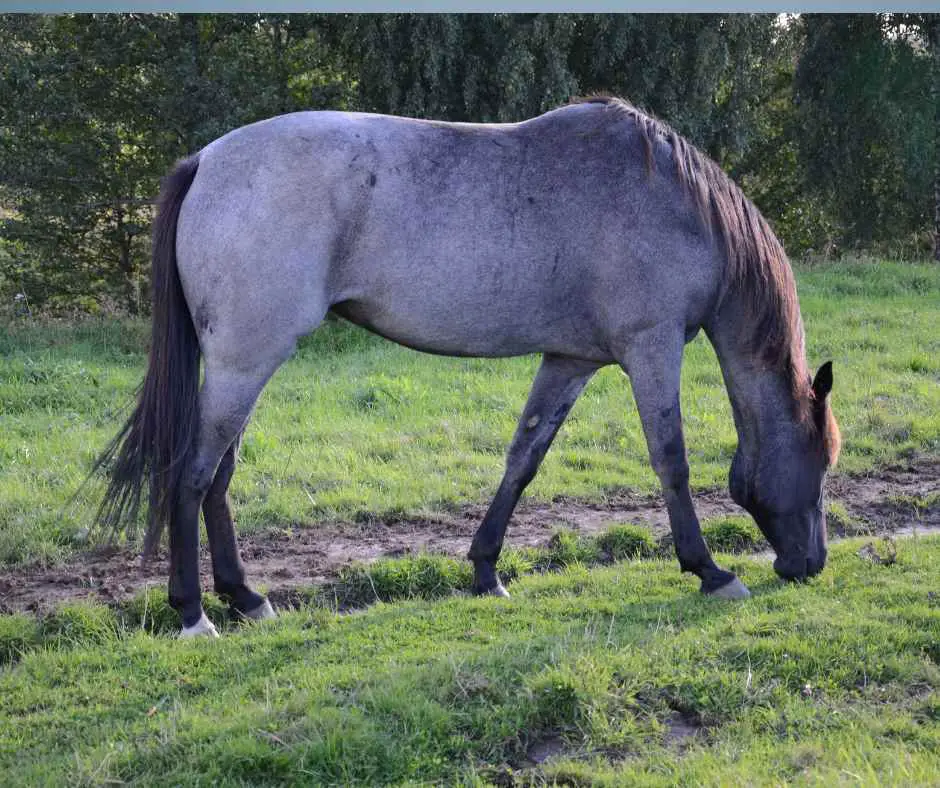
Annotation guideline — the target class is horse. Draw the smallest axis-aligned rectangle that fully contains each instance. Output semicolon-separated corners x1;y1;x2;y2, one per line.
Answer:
97;96;841;637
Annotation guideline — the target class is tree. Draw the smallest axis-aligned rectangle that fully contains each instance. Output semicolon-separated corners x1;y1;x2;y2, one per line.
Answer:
2;13;934;312
1;15;166;310
924;14;940;260
333;13;779;166
0;13;346;311
794;14;935;255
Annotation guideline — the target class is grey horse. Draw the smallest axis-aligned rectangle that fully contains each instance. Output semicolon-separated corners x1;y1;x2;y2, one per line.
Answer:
98;97;840;636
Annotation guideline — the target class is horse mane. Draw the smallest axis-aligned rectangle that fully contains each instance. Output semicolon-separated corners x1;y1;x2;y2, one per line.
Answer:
571;95;816;426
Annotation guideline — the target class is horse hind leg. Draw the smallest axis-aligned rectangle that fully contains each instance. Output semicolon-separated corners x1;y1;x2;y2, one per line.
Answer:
202;431;274;622
468;354;599;596
173;364;285;637
618;323;749;599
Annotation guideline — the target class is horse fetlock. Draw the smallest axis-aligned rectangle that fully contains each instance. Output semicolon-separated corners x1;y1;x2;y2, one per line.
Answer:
215;581;262;611
471;560;509;598
479;581;510;599
676;553;715;576
170;595;205;626
696;566;736;592
179;611;220;638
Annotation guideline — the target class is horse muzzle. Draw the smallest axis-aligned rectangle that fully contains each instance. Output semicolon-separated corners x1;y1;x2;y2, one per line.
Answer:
773;547;827;582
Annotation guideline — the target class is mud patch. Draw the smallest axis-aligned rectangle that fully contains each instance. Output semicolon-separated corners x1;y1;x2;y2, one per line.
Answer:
525;735;569;766
828;459;940;532
665;712;704;751
0;457;937;614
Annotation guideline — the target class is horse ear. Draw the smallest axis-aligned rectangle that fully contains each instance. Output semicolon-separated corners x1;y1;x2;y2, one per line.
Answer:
812;361;833;402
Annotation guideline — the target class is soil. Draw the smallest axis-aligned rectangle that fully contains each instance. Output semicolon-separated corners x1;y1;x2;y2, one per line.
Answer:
1;457;938;615
664;712;705;750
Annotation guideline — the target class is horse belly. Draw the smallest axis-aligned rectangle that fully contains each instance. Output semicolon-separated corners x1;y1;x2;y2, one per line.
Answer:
332;246;607;360
326;158;634;358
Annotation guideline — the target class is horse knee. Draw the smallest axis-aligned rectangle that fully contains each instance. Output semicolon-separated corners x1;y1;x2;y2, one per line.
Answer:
182;461;217;503
651;453;690;493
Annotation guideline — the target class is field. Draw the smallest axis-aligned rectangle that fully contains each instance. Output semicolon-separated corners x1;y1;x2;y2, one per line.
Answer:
1;259;939;784
0;539;939;785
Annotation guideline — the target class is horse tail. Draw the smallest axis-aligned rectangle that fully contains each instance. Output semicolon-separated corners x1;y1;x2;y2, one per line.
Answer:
95;155;201;559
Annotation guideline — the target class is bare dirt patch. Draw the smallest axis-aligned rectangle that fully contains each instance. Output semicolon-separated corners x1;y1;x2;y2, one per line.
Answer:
827;458;940;532
524;735;570;766
664;712;705;751
1;457;938;614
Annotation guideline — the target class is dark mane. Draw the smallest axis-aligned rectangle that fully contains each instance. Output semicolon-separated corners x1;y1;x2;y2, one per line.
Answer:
572;95;815;424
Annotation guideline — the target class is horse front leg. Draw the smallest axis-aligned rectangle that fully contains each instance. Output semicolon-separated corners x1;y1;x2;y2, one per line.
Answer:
620;324;749;599
468;354;599;597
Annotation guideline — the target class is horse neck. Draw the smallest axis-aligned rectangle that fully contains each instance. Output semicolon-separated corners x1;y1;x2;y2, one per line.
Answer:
705;315;802;463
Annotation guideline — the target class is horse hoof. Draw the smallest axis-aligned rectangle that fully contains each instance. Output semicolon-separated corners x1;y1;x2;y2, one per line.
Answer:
707;577;751;600
240;598;276;621
475;581;510;599
179;612;220;639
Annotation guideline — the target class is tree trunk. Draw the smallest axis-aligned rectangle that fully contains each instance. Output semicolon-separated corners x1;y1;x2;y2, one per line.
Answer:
931;16;940;261
271;16;290;115
178;13;203;151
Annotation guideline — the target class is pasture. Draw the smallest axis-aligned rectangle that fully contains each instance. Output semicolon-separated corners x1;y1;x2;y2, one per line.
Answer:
0;259;939;784
1;540;939;784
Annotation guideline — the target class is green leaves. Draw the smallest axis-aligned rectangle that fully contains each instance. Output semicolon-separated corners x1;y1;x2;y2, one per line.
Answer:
0;14;347;313
793;14;936;253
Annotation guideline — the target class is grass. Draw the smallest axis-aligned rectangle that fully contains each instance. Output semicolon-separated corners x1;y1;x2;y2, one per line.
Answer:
702;516;764;553
0;535;938;784
0;259;939;566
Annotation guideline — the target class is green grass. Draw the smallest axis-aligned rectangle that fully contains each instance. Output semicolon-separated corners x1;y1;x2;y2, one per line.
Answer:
702;516;765;552
596;523;659;561
0;536;938;785
3;258;938;784
1;259;939;566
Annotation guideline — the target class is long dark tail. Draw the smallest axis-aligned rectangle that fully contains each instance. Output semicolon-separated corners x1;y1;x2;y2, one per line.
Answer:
95;155;201;559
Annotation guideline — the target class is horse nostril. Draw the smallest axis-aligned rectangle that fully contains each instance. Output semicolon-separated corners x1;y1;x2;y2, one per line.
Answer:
773;555;809;582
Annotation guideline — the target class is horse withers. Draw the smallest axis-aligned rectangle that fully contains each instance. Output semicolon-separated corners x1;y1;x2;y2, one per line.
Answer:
97;97;840;636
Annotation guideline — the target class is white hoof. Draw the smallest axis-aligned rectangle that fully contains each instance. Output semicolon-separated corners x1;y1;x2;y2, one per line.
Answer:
242;598;276;621
485;582;511;599
708;577;751;600
179;612;220;638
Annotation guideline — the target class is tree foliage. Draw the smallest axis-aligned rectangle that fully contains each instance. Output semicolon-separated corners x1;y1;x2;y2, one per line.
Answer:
336;13;776;165
0;13;936;313
794;15;936;254
0;13;346;311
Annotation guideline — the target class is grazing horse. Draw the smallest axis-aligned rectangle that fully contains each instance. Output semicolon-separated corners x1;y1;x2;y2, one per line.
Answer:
98;97;840;637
